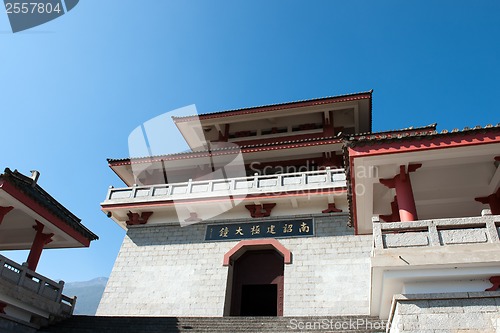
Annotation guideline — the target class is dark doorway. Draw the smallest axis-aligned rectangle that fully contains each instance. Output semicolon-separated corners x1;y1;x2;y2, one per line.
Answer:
229;250;284;316
241;284;278;316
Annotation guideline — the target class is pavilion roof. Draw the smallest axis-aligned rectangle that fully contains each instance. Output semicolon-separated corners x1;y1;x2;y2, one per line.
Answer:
0;168;98;241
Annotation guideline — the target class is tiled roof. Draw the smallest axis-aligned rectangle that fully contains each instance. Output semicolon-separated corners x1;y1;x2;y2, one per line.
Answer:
108;135;343;165
346;123;500;147
351;123;437;138
0;168;98;241
172;90;373;121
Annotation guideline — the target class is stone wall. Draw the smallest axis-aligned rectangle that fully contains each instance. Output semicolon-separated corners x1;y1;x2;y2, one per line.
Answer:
388;292;500;333
0;317;37;333
282;217;372;316
97;214;372;317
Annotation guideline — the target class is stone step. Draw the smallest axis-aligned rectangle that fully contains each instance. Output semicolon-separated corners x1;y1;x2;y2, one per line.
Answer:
38;316;386;333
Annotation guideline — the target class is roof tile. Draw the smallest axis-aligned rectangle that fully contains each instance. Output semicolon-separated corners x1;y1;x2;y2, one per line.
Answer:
0;168;98;241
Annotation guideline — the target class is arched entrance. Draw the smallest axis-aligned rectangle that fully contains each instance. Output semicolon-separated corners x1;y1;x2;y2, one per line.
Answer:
229;249;284;316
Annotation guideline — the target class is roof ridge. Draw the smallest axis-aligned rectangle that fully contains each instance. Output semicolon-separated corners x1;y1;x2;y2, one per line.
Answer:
346;122;500;146
172;90;373;120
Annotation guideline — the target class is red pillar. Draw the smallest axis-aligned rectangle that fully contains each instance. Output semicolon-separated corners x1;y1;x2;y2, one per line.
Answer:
0;302;6;314
475;188;500;215
380;196;399;222
380;164;421;222
0;206;14;225
27;221;53;271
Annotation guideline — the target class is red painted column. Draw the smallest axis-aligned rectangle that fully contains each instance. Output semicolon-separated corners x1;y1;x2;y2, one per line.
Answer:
0;206;14;225
475;188;500;215
0;302;6;314
475;157;500;214
26;221;53;271
380;164;421;222
489;194;500;215
395;166;418;221
380;196;399;222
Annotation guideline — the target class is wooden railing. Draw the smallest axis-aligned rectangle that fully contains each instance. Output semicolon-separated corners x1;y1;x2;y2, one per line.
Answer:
0;254;76;315
104;167;347;204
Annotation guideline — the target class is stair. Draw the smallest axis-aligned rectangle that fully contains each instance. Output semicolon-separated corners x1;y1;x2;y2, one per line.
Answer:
38;315;386;333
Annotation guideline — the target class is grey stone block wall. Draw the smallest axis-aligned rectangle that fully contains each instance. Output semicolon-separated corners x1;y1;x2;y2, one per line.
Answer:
97;223;233;316
388;292;500;333
283;217;372;315
97;214;372;317
0;317;37;333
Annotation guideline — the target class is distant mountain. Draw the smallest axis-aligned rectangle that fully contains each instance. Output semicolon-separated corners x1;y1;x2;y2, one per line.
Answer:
63;277;108;315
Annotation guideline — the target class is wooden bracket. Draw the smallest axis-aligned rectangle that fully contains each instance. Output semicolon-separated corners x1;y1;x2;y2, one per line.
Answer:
245;203;276;218
322;203;342;213
126;211;153;225
485;276;500;291
184;212;202;223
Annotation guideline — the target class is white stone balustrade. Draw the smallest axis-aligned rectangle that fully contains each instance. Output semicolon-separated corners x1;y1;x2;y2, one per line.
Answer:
104;168;347;205
0;254;76;315
373;215;500;250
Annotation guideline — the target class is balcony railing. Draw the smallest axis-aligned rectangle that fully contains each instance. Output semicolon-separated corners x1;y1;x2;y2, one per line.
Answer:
104;167;347;204
373;215;500;251
0;254;76;316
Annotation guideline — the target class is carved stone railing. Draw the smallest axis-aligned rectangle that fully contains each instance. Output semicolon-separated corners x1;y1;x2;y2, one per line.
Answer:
0;254;76;315
373;215;500;251
103;168;346;205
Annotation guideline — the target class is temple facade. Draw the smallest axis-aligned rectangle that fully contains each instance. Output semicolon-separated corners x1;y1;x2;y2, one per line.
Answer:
98;91;500;332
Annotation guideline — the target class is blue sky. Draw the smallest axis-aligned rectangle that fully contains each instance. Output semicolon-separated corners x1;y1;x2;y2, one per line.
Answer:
1;1;499;282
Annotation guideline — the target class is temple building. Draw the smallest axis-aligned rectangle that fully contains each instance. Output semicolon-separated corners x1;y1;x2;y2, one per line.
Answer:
0;168;98;332
98;91;500;332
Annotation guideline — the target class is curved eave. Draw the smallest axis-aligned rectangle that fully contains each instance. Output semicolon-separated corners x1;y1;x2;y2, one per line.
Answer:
108;136;343;167
172;91;373;123
0;180;96;247
107;137;344;187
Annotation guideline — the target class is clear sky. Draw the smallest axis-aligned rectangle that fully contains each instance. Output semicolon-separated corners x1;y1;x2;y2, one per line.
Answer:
1;1;499;282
